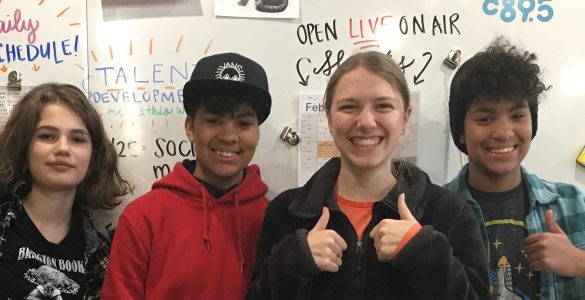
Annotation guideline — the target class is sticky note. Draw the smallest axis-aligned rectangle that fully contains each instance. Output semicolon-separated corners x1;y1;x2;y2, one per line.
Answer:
578;146;585;167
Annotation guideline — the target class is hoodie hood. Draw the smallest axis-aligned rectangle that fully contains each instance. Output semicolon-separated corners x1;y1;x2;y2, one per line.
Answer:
289;157;430;220
152;162;268;205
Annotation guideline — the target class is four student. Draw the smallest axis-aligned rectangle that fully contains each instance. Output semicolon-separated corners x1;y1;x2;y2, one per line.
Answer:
0;39;583;300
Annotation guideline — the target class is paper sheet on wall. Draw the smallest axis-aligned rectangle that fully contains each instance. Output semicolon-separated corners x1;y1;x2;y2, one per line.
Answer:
298;92;419;186
0;87;34;129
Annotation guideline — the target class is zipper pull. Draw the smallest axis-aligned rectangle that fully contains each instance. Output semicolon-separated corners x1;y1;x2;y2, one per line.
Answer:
356;240;363;254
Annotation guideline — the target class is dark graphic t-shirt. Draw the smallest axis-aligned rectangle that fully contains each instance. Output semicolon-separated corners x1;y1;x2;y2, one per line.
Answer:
471;183;541;300
0;208;86;300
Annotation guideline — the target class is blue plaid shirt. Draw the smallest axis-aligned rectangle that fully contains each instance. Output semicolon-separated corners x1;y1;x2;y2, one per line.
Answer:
445;164;585;300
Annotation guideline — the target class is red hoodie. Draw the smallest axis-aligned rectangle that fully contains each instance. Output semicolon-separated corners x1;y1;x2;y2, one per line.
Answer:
101;162;269;299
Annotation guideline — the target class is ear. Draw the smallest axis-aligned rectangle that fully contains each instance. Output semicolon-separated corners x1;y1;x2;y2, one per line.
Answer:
184;116;195;142
458;133;465;144
252;125;260;146
327;113;333;136
402;106;412;133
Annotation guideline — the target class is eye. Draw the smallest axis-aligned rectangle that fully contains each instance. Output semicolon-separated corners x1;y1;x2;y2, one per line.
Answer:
238;120;251;128
71;136;89;144
475;116;492;124
512;113;527;121
337;103;357;112
36;132;56;142
205;118;220;125
375;101;395;111
238;117;258;128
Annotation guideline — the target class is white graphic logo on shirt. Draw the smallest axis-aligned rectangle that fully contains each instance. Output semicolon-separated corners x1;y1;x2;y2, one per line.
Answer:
24;265;80;297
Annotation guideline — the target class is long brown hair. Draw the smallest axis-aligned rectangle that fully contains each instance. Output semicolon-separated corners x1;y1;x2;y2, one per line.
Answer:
0;83;133;209
324;51;411;116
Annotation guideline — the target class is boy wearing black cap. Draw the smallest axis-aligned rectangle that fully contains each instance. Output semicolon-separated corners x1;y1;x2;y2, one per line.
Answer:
102;53;272;299
445;37;585;299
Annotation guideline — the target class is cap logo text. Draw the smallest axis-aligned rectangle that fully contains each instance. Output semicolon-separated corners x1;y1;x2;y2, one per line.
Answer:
215;62;246;82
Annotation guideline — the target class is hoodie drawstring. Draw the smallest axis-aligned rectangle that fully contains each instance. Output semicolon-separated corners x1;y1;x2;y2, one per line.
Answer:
200;189;245;275
234;191;246;276
202;192;211;251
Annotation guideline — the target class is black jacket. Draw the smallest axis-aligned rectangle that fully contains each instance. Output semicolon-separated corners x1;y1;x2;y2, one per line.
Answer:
247;158;490;300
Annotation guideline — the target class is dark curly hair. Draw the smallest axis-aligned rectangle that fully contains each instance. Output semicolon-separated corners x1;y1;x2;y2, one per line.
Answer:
0;83;133;209
449;36;549;154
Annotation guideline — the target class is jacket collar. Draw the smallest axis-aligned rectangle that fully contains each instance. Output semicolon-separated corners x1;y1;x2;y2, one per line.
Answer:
521;166;558;205
446;164;558;206
1;180;109;261
288;157;430;220
288;158;340;219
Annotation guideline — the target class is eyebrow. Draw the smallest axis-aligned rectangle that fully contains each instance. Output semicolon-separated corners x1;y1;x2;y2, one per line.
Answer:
201;110;258;120
336;95;400;103
508;102;529;111
35;125;90;136
233;110;258;119
471;102;529;114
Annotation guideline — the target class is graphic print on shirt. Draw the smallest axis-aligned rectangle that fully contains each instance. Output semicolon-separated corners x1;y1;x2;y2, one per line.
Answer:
25;265;79;298
471;183;540;300
18;246;83;297
494;256;521;300
486;219;540;300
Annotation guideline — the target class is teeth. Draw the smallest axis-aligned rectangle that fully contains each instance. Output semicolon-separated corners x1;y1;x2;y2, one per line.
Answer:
216;150;236;157
490;147;514;154
351;137;380;146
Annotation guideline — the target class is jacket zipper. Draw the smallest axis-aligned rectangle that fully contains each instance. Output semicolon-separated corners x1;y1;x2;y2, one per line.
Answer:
355;240;365;300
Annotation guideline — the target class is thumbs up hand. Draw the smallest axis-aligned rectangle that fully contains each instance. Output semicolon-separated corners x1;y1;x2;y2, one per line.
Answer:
525;209;585;277
544;209;566;235
369;193;420;262
307;207;348;272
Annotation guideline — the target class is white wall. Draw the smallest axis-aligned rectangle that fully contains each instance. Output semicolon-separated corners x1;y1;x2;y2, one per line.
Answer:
3;0;584;227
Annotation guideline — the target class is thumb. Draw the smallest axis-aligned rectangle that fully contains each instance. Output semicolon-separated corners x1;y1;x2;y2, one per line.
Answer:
312;207;330;231
545;209;565;234
397;193;415;221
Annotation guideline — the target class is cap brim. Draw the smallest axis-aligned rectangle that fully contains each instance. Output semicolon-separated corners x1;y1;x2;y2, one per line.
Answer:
183;79;272;124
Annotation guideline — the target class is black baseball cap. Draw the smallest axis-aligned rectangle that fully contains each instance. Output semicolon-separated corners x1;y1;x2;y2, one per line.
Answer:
183;53;272;124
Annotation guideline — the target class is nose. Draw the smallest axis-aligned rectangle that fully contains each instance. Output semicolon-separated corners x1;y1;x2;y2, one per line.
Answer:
54;137;71;155
491;118;514;140
217;121;239;143
356;108;376;130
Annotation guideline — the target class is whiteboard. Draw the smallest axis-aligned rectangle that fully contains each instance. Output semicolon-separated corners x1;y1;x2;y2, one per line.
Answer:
3;0;585;227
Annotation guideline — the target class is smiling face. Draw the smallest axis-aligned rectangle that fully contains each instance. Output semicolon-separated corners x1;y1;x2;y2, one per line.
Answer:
185;103;259;189
327;67;411;172
462;97;532;188
27;103;93;193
